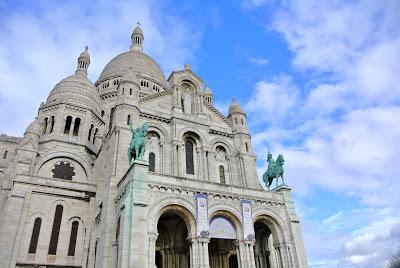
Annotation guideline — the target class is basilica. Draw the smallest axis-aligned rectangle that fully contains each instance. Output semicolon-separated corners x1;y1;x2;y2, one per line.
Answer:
0;24;308;268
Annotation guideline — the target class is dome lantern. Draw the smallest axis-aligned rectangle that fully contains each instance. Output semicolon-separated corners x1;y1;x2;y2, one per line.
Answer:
75;46;90;77
131;22;144;52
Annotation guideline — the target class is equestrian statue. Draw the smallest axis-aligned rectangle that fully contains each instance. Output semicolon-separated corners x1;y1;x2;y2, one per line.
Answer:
262;148;285;190
128;122;148;165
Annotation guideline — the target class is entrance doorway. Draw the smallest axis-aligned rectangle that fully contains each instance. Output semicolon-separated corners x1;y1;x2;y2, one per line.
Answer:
254;221;273;268
156;211;190;268
208;216;239;268
209;238;238;268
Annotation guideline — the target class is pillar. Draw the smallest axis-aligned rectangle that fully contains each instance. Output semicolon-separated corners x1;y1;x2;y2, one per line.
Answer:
148;232;158;268
191;237;210;268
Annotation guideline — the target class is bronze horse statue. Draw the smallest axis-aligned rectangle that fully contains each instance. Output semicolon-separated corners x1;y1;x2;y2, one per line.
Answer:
262;152;285;190
128;122;148;165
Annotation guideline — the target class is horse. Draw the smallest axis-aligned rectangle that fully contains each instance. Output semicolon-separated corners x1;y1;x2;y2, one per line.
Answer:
262;153;285;190
128;123;148;165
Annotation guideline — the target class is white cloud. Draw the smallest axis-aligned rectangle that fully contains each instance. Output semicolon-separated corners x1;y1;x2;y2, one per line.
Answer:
244;0;400;266
249;57;269;66
0;0;202;136
244;75;300;124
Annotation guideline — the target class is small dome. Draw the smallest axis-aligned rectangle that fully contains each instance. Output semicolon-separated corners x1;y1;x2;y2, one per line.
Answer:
205;85;213;95
24;118;41;136
79;46;90;59
97;51;166;85
47;74;102;114
228;98;245;115
132;24;143;36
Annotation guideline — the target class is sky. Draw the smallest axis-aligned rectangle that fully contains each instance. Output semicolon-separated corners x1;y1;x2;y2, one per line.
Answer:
0;0;399;267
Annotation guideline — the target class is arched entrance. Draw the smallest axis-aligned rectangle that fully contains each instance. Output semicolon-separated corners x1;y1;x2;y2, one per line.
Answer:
208;217;239;268
254;221;273;268
156;210;190;268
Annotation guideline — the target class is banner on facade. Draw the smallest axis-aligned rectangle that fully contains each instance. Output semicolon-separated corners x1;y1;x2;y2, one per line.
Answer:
195;193;209;236
241;200;255;240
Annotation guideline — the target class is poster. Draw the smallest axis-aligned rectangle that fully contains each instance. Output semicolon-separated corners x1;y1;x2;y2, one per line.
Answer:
196;193;209;236
241;200;255;240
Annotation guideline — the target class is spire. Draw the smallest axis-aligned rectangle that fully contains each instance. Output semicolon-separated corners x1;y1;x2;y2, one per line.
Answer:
228;97;245;115
75;46;90;77
131;22;144;52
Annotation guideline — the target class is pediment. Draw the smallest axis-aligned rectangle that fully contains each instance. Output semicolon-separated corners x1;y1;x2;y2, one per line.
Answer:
139;90;173;113
203;102;232;129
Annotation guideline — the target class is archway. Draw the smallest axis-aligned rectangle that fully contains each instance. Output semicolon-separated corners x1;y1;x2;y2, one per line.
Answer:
254;221;274;268
208;217;239;268
156;210;190;268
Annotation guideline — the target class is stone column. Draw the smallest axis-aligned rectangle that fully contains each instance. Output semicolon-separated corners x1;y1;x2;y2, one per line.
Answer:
191;237;210;268
148;232;158;268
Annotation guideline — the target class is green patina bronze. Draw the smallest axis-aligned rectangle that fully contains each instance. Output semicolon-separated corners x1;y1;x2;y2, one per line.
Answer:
262;150;285;190
128;122;148;165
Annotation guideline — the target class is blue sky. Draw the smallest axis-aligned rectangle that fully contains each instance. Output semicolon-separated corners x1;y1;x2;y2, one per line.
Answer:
0;0;399;267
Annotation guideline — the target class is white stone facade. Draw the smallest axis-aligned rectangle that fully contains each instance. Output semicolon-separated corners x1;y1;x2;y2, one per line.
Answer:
0;25;308;268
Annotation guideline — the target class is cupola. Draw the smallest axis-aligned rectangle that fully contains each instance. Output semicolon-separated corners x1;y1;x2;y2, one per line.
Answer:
75;46;90;77
130;22;144;52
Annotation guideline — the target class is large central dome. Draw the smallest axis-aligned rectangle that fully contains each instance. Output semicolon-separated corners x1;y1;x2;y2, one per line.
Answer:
96;24;166;85
97;50;166;84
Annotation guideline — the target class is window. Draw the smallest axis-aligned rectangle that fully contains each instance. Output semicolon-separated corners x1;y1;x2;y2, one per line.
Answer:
185;140;194;175
219;166;225;184
245;142;249;152
68;221;79;256
149;152;155;172
101;110;105;117
93;128;98;144
64;116;72;134
235;118;237;125
129;88;132;95
127;115;131;126
3;150;7;159
48;205;63;255
109;107;115;130
43;117;48;134
73;118;81;136
241;118;244;125
50;116;55;133
28;218;42;254
88;124;94;141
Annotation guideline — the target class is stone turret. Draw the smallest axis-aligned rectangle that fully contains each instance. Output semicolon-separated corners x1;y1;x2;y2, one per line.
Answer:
75;46;90;77
228;98;260;189
130;22;144;52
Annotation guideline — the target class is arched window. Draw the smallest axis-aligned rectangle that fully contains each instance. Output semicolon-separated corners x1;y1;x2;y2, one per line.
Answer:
241;118;244;125
43;117;48;134
48;205;63;255
3;150;7;159
109;107;115;130
73;118;81;136
28;218;42;254
149;152;155;172
88;124;94;141
127;115;131;126
185;140;194;175
219;166;225;184
245;142;249;152
64;116;72;134
93;128;98;144
129;88;132;95
50;116;55;133
235;118;238;125
68;221;79;256
101;110;105;117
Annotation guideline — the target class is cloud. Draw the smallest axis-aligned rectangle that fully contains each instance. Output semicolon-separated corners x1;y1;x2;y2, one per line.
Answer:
0;0;202;136
244;0;400;266
249;57;269;66
244;75;300;124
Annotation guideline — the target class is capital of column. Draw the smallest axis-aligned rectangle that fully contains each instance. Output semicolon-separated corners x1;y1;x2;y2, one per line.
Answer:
148;232;159;242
